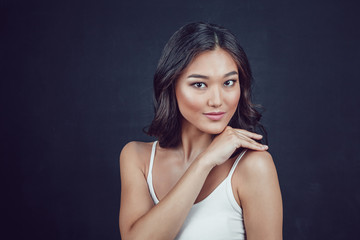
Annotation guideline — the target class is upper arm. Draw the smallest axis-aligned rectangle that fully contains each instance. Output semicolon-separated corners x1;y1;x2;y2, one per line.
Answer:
237;151;283;240
119;142;154;237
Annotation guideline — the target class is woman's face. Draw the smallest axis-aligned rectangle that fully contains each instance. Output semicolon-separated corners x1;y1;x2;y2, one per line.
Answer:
175;48;240;134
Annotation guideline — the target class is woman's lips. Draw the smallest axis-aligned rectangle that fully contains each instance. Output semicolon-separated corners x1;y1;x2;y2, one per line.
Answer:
203;112;225;121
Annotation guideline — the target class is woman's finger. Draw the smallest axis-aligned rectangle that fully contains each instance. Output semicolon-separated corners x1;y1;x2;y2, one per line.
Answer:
234;128;263;140
238;138;268;150
236;134;268;150
234;131;265;146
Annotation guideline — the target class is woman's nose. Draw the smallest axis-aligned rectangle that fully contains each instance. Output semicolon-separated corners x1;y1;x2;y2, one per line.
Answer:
207;86;222;108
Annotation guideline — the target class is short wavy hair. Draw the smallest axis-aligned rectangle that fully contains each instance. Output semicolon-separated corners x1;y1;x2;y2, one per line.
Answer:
146;22;267;148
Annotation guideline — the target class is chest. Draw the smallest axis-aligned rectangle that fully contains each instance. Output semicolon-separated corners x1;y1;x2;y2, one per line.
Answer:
149;154;237;204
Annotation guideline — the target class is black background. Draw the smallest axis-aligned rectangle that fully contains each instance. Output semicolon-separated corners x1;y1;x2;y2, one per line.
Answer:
1;0;360;239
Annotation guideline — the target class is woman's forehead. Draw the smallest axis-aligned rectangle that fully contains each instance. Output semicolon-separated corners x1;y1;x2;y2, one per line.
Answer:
181;48;238;78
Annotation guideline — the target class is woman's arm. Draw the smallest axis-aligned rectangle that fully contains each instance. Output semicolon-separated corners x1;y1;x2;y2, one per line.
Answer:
237;150;283;240
119;127;268;240
119;141;213;240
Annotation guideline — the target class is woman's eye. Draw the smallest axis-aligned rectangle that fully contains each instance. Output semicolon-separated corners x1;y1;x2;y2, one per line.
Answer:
224;80;236;87
193;82;206;88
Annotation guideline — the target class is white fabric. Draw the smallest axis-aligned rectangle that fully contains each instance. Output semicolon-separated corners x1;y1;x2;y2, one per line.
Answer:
147;141;247;240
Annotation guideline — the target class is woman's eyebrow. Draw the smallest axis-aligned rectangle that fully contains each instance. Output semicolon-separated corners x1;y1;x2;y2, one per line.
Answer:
187;74;209;79
224;71;238;77
187;71;238;79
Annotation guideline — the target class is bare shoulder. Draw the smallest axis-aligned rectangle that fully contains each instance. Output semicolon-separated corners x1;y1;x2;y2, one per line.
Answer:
236;149;279;188
120;141;153;158
235;152;282;239
119;141;154;169
238;150;275;174
235;150;281;204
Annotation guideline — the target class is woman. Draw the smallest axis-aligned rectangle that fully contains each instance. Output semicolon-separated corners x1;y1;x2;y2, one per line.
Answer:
119;22;282;240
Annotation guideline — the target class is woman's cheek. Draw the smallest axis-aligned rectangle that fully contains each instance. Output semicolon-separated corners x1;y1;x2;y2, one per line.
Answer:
178;89;204;113
226;89;241;109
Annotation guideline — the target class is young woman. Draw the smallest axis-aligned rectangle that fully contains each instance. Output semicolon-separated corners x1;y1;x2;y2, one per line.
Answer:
119;22;282;240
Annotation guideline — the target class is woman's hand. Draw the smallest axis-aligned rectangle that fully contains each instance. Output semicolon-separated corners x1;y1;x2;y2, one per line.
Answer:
202;126;268;167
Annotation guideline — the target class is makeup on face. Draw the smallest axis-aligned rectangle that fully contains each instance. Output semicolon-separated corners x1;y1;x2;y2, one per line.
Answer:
203;112;226;121
175;48;241;135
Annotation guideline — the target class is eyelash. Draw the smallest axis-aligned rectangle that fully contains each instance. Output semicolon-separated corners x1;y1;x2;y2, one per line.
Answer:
192;80;237;89
224;80;236;87
193;82;206;88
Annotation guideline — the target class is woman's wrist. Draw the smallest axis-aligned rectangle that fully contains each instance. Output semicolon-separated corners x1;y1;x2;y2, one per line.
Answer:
193;152;216;174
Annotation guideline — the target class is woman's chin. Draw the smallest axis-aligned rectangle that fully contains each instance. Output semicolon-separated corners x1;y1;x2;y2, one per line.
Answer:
200;125;227;135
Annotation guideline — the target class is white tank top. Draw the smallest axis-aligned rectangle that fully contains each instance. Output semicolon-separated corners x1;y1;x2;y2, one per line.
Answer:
147;141;247;240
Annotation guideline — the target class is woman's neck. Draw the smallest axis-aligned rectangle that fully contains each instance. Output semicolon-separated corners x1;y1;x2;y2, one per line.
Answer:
178;120;214;163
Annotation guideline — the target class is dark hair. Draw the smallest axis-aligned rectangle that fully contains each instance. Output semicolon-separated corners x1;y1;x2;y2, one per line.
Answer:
146;22;267;148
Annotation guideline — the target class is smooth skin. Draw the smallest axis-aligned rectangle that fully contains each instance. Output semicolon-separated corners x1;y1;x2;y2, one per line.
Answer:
119;48;283;240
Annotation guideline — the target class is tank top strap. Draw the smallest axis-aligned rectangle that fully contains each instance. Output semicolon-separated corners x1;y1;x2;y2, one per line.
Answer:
228;149;247;179
147;141;159;204
224;148;248;213
148;141;157;176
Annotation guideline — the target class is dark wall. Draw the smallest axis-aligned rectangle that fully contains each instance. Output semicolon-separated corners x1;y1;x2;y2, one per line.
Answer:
1;0;359;239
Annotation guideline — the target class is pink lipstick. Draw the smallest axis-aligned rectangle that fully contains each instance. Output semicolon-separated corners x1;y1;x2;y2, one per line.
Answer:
203;112;225;121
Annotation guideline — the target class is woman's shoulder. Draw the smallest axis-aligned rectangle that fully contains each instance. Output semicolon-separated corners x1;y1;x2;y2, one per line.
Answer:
235;149;278;185
121;140;154;154
239;149;275;173
119;141;155;166
235;149;280;200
